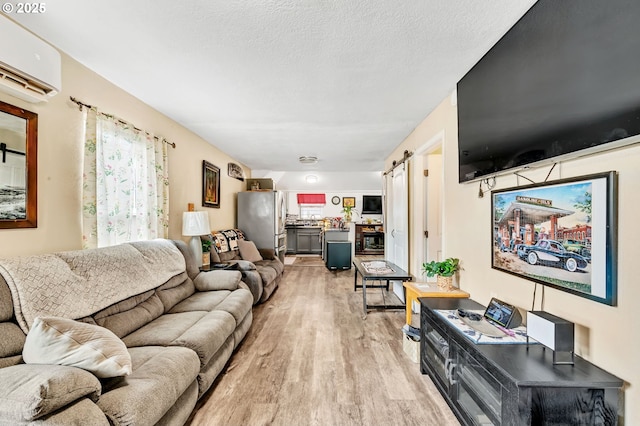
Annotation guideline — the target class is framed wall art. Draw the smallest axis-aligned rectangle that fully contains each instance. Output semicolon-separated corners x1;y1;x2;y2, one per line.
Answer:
342;197;355;208
202;160;220;208
0;100;37;229
227;162;244;181
491;171;617;305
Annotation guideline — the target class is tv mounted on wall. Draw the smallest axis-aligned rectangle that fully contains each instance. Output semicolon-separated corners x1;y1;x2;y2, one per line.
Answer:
457;0;640;183
361;195;382;214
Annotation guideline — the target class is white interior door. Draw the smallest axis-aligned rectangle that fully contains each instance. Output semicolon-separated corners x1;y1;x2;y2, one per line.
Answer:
385;164;408;300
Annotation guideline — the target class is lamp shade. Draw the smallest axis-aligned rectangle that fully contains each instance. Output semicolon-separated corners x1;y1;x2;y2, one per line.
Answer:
182;211;210;236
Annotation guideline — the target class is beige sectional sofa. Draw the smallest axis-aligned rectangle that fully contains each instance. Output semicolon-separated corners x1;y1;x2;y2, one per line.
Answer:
206;229;284;304
0;239;253;426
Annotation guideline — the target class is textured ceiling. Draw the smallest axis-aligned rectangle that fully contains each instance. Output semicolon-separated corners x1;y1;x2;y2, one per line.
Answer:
12;0;536;178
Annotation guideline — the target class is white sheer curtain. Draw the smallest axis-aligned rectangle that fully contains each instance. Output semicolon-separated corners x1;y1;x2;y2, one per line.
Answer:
81;108;169;248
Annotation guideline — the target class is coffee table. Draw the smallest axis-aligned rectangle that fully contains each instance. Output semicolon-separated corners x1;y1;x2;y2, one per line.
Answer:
353;258;412;316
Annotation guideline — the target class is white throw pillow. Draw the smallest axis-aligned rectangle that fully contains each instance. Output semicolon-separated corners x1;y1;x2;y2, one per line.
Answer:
238;240;263;263
23;316;132;378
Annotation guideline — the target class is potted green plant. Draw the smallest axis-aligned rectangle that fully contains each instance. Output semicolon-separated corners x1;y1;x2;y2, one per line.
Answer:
421;258;460;290
341;205;358;223
201;239;212;266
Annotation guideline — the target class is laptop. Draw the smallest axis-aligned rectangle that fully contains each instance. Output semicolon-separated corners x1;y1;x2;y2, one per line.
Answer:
457;298;520;338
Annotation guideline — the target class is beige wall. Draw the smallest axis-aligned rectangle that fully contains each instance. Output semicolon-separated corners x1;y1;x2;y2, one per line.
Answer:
0;51;248;257
387;95;639;423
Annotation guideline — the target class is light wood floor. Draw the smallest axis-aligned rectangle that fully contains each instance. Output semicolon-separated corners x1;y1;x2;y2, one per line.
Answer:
188;258;460;426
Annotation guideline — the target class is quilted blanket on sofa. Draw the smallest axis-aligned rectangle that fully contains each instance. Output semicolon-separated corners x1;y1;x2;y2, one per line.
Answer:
0;240;185;333
211;229;245;254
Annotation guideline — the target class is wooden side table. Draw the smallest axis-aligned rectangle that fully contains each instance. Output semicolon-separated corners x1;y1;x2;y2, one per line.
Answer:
403;281;469;326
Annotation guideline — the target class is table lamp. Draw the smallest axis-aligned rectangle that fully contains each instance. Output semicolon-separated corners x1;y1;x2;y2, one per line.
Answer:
182;211;211;267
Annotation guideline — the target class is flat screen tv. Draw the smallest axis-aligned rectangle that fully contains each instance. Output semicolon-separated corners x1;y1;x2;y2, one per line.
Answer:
362;195;382;214
457;0;640;183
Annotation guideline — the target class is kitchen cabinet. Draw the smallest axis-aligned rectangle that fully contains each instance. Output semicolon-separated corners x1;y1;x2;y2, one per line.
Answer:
296;227;322;254
286;228;297;254
286;226;322;254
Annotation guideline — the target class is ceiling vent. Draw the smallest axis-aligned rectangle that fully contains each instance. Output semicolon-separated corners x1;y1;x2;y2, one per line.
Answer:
0;15;61;103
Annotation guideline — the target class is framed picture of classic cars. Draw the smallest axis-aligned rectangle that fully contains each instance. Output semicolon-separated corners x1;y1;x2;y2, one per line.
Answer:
491;171;617;306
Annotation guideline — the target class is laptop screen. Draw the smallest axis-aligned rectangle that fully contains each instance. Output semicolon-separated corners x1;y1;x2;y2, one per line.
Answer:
483;298;515;328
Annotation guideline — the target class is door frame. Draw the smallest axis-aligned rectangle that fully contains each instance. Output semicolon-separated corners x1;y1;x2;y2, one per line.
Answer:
410;131;445;278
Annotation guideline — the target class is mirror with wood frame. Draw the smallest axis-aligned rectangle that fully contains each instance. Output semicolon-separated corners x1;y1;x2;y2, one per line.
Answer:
0;100;37;228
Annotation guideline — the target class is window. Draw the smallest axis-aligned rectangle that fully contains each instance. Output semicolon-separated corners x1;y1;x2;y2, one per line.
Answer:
82;108;169;248
299;205;324;220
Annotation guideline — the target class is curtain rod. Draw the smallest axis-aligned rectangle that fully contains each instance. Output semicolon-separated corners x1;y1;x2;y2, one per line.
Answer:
69;96;176;149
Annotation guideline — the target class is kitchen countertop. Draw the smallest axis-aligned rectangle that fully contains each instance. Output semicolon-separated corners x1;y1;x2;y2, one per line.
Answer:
286;225;351;232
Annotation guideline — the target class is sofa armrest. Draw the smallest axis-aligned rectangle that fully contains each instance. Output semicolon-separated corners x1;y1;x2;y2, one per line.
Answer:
194;270;242;291
258;248;276;260
0;364;101;422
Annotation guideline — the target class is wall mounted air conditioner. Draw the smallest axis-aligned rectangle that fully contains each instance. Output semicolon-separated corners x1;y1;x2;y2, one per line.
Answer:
0;15;61;103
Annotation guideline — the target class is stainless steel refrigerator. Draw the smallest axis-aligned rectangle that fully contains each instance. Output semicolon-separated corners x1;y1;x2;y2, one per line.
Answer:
237;191;286;263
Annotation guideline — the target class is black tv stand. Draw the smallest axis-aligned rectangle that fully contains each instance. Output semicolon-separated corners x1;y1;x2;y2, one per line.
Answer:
420;298;623;425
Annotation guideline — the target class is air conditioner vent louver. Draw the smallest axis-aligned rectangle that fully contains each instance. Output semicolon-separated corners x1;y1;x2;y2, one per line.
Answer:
0;15;61;103
1;68;49;96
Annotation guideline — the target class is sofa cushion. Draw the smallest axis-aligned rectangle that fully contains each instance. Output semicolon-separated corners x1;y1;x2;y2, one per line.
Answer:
33;397;110;425
0;322;25;359
92;290;164;338
218;250;241;262
0;279;13;321
258;248;277;260
170;289;253;324
97;346;200;426
0;355;22;369
255;258;285;276
171;239;202;281
238;240;263;262
23;317;132;378
154;272;196;312
0;364;101;422
256;266;278;290
122;311;236;368
193;270;241;291
210;289;254;324
156;380;198;426
169;291;232;313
